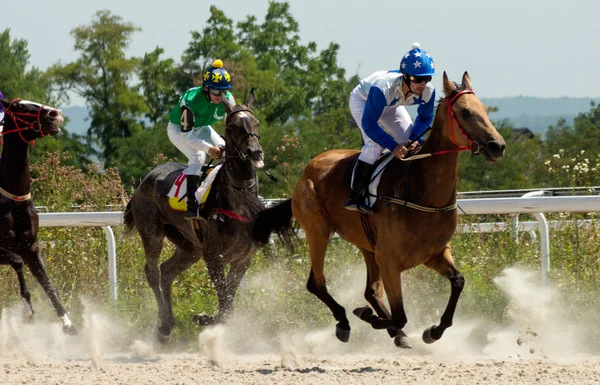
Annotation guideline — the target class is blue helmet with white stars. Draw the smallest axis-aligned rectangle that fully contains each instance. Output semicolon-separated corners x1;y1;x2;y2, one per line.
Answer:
400;42;435;77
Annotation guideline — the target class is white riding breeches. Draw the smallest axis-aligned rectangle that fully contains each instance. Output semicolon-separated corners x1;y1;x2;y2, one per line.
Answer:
349;92;414;165
167;122;226;176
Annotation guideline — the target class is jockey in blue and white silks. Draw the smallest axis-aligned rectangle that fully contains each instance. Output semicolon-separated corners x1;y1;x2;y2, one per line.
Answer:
345;42;437;214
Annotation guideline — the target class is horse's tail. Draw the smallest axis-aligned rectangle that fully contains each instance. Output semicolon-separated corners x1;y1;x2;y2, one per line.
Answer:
252;198;296;250
123;199;137;236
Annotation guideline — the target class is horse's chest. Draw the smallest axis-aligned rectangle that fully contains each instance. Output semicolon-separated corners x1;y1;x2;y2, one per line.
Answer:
0;212;36;247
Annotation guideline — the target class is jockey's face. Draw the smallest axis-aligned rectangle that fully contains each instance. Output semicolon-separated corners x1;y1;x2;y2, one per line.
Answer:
208;88;223;104
408;76;431;96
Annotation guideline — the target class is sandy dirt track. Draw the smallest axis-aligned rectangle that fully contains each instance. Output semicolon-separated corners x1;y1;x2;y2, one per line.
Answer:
2;353;600;385
2;268;599;384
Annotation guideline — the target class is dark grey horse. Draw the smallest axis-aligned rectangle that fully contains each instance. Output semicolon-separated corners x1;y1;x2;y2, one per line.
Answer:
0;97;77;334
123;91;267;343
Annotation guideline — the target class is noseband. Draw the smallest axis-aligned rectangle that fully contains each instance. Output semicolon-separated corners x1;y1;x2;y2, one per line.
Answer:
2;98;50;145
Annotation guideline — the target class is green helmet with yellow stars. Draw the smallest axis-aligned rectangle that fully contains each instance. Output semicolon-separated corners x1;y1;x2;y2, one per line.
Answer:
202;59;232;90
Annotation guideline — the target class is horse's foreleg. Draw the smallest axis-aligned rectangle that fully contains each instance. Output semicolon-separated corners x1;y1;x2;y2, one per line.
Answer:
354;248;397;338
0;248;34;322
220;257;252;321
25;246;77;335
196;255;226;326
423;245;464;344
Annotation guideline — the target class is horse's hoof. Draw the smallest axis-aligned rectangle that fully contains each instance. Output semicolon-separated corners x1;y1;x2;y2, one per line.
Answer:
352;306;373;320
394;334;412;349
22;313;34;324
62;325;78;336
335;324;351;343
422;326;439;344
192;313;215;326
157;326;171;345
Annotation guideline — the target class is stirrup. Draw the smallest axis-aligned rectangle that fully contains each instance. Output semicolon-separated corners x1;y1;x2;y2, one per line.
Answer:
184;207;200;220
344;199;361;212
358;204;374;215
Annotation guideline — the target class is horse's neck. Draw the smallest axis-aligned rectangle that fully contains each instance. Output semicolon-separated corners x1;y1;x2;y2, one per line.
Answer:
224;158;257;192
409;119;460;205
0;137;31;195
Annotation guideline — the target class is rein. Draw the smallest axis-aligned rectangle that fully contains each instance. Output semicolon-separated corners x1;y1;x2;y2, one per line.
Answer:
2;98;49;145
401;90;476;162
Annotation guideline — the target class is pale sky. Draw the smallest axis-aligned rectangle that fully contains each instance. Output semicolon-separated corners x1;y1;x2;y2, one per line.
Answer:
3;0;600;104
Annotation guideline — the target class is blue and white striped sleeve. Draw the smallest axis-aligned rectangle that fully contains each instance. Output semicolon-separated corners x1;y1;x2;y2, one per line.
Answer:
410;88;436;142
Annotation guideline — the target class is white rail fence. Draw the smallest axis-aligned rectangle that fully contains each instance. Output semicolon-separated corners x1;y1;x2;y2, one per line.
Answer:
38;195;600;301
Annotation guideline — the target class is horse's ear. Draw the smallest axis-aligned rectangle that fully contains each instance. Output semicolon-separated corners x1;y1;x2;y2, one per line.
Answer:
246;88;255;108
222;92;233;114
461;71;473;90
442;71;455;96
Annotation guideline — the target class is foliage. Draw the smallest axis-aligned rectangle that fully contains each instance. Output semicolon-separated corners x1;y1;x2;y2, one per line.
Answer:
0;29;53;103
48;10;146;167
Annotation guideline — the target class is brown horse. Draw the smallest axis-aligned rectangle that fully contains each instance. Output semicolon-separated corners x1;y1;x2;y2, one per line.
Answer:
253;72;506;347
0;97;77;334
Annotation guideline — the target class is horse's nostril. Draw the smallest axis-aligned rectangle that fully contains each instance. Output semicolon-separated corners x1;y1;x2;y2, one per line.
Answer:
487;141;506;156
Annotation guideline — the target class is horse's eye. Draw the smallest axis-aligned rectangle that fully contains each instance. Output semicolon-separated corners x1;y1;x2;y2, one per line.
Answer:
461;109;472;120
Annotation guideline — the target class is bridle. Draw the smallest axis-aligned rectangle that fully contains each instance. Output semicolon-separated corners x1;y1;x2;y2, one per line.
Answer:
223;107;261;163
221;107;262;190
1;98;51;145
401;89;480;161
446;89;478;154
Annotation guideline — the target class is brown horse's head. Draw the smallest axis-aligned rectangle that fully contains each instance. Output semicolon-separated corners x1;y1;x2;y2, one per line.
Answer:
440;72;506;163
222;89;264;168
1;98;63;143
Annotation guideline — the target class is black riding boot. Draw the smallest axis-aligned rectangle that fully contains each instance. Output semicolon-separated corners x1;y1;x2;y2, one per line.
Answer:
184;175;201;220
344;160;375;214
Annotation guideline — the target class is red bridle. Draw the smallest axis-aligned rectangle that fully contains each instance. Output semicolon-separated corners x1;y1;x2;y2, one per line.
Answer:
446;89;475;151
2;98;51;145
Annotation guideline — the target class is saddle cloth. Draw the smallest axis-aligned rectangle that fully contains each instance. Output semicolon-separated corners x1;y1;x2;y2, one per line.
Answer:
167;165;222;211
345;152;394;208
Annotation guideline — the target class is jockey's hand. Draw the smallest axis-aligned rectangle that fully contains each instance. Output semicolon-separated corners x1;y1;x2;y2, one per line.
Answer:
393;144;409;159
208;145;223;159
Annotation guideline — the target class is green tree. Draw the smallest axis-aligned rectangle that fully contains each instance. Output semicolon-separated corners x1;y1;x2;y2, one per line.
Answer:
137;47;180;126
0;29;53;102
49;10;146;166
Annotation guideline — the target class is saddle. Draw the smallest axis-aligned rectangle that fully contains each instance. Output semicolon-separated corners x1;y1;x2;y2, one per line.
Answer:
167;165;222;211
343;151;394;209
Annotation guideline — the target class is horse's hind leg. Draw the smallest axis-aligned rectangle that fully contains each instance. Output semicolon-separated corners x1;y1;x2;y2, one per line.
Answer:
353;248;399;339
422;245;464;344
24;244;77;335
0;248;34;322
305;228;351;343
137;223;170;340
159;247;198;333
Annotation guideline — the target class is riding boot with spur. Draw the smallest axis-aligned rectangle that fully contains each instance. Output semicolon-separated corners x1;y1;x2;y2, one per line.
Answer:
344;160;375;214
184;175;201;220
